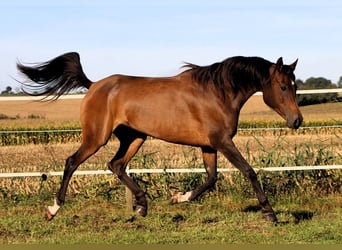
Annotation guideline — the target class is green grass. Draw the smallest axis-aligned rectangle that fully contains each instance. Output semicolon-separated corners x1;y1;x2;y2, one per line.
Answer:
0;118;341;244
0;192;341;244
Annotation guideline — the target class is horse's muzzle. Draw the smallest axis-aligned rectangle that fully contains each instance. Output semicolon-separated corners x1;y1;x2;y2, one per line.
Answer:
288;115;303;129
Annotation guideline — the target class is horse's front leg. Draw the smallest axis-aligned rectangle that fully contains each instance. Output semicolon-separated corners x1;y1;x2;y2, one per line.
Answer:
171;146;217;204
217;138;277;222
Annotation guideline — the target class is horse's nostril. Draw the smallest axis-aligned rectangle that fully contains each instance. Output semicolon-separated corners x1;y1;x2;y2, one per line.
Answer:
293;117;302;129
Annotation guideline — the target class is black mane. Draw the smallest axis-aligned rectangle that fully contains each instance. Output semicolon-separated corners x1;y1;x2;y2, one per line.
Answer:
183;56;272;96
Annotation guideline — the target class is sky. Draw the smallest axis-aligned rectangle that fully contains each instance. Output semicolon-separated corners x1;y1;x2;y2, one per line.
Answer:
0;0;341;91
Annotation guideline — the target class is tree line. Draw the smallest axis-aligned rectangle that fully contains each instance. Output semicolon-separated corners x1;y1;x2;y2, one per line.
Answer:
296;77;342;106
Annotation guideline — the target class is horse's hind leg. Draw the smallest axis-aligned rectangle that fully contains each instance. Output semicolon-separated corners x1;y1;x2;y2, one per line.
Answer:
108;126;147;216
46;129;111;221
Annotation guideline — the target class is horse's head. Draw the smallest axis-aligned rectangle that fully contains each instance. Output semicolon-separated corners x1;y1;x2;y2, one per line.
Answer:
263;57;303;129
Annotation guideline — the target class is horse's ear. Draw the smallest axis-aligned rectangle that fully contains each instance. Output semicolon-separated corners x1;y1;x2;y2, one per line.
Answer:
290;59;298;71
276;57;283;71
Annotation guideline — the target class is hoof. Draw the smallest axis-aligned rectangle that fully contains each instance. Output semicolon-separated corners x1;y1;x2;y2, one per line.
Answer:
262;211;277;222
45;207;55;221
136;205;147;217
170;191;192;204
170;196;179;205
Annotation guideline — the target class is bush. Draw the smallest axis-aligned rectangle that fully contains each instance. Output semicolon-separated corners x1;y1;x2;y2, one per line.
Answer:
296;93;338;106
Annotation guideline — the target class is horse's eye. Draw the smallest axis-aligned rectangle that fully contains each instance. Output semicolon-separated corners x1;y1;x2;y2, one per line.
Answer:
280;85;287;91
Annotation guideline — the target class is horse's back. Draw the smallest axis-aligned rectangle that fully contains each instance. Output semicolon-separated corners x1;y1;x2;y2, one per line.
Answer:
79;73;217;146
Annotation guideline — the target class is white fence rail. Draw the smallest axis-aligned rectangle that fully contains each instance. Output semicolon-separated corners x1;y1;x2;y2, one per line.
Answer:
3;164;341;212
0;165;342;179
0;88;342;101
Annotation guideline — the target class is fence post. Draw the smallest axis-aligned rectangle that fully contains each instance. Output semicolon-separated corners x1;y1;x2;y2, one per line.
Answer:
125;165;133;214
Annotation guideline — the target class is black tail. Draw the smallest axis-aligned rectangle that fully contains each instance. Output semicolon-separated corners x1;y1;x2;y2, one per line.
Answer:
17;52;92;99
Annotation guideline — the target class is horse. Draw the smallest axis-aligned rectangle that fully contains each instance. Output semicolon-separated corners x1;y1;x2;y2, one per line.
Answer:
17;52;303;222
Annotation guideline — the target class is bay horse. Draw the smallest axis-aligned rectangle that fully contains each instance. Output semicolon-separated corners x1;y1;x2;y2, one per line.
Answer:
17;52;302;222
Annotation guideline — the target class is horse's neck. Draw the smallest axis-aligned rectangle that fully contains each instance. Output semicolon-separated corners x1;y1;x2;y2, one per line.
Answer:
230;83;261;110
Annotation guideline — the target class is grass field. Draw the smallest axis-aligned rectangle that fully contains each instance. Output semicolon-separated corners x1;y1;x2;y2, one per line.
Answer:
0;96;341;244
0;192;341;244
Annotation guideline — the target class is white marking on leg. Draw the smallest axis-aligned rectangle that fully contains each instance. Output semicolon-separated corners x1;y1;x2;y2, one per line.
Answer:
177;191;193;203
47;198;60;216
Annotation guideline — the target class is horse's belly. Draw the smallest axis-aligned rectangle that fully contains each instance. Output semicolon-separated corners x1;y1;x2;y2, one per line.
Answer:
126;107;212;146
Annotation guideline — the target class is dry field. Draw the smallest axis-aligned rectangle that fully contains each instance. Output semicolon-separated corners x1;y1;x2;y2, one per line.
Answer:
0;98;82;128
1;133;341;171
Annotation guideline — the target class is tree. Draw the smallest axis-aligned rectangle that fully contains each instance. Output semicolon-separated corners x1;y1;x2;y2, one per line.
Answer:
1;86;14;95
304;77;333;89
338;76;342;88
296;77;338;106
295;79;304;89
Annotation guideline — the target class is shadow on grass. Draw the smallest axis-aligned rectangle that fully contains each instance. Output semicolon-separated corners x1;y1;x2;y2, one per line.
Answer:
242;205;314;225
290;210;314;224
